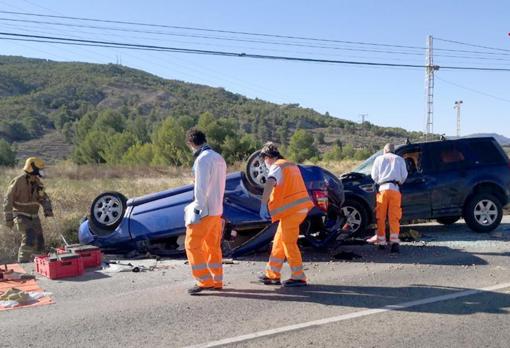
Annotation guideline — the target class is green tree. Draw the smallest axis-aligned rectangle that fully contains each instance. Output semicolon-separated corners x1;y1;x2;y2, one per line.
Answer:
151;117;191;166
93;110;126;133
72;129;111;164
342;144;355;159
100;132;138;164
221;134;260;163
122;143;156;165
323;144;343;161
0;139;16;166
126;116;150;143
314;132;325;145
287;129;319;162
354;148;371;160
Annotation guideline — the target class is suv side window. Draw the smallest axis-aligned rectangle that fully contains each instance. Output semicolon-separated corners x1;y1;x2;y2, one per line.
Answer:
397;145;423;175
428;142;467;172
464;139;508;165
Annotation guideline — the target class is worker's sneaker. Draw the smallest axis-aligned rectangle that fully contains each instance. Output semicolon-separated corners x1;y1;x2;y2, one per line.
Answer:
282;279;308;287
187;285;213;295
366;235;378;244
257;273;281;285
390;243;400;254
377;244;386;250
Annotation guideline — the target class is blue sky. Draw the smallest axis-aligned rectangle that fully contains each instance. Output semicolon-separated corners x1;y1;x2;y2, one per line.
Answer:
0;0;509;137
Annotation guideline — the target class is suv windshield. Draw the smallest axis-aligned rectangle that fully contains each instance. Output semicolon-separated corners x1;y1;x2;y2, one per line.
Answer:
353;150;382;175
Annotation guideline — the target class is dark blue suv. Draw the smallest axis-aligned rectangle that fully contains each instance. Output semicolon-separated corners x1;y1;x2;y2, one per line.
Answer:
340;137;510;234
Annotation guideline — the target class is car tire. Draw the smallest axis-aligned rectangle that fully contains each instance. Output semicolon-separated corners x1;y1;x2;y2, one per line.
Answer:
463;193;503;233
436;216;460;225
341;199;368;236
244;150;268;194
89;192;127;235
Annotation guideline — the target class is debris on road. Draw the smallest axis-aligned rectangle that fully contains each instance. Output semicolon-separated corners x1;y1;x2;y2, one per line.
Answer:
400;229;422;242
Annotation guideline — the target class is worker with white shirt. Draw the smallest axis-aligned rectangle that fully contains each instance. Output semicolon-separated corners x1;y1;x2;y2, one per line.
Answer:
184;128;227;295
369;143;408;253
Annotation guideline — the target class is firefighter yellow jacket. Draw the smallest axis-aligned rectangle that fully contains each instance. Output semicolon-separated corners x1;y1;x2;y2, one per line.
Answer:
3;174;53;221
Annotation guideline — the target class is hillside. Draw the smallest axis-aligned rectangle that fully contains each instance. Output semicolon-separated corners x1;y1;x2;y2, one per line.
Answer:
0;56;424;164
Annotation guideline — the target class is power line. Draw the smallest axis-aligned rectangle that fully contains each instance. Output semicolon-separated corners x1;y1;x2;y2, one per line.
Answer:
0;9;431;51
0;17;432;56
4;16;510;65
2;31;510;72
5;9;510;61
435;37;510;53
436;76;510;103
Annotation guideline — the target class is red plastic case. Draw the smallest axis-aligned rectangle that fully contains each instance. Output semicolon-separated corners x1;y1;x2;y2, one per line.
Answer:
66;245;102;268
35;253;84;279
56;244;103;268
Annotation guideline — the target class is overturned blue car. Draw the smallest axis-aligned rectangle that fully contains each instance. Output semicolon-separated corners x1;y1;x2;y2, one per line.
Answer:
79;151;347;257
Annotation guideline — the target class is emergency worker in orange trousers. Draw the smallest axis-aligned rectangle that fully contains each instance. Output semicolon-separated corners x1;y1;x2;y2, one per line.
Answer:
368;143;408;253
184;129;227;295
257;142;314;287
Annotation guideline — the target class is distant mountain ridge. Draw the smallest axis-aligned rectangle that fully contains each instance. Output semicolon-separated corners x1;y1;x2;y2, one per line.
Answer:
465;133;510;146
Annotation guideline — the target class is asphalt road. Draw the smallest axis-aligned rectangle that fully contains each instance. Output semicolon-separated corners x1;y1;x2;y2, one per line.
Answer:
1;217;510;348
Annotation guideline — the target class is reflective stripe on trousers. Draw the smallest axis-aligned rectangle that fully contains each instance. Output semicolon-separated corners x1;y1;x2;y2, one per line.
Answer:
185;216;223;287
376;189;402;242
265;212;307;282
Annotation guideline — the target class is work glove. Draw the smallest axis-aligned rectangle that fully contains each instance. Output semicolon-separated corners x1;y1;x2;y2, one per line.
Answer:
184;202;202;227
259;204;270;220
4;219;13;229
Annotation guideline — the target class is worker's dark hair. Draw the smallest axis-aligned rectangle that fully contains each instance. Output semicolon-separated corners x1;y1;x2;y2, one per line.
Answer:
186;128;207;146
260;142;283;159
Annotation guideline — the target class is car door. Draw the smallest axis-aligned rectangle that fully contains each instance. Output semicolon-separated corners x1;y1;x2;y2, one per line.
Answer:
426;141;469;217
397;144;433;220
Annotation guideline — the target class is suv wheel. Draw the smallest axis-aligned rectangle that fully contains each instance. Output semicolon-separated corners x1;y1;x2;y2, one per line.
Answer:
436;216;460;225
464;193;503;233
341;199;368;236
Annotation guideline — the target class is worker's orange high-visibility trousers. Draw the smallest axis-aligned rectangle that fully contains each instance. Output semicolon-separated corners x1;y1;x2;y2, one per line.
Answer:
185;216;223;288
376;190;402;244
265;212;307;281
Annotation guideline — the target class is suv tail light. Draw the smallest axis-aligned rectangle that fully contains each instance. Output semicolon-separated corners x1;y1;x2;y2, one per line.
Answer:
312;190;329;212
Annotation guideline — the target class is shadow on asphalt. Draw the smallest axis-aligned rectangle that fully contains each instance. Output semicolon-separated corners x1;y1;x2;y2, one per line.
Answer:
200;284;510;315
405;221;510;242
235;221;510;267
237;245;491;266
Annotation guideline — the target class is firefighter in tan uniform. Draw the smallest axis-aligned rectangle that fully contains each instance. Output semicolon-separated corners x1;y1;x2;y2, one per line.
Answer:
3;157;53;263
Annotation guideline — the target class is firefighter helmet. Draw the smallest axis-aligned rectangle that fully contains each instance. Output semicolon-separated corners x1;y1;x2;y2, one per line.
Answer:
23;157;45;174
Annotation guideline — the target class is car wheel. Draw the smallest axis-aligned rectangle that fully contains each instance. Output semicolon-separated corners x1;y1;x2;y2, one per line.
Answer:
341;199;368;236
463;193;503;233
436;216;460;225
89;192;127;235
244;150;268;193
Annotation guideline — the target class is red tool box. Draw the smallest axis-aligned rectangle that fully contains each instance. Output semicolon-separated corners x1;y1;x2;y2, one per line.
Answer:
35;253;84;280
56;244;103;268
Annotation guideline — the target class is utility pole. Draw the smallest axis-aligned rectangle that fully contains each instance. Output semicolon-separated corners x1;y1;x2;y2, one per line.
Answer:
359;114;368;136
425;35;439;141
454;100;463;137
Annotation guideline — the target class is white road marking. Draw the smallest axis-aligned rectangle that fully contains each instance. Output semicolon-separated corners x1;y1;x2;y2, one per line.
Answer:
184;281;510;348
